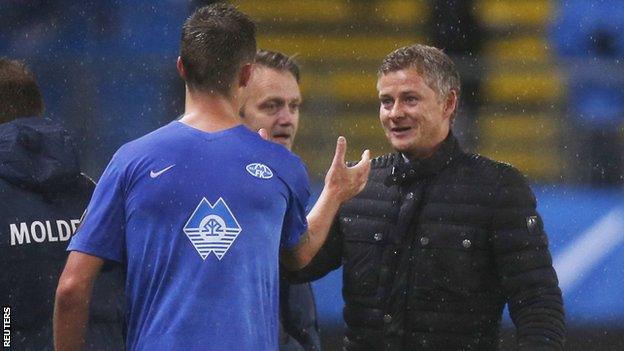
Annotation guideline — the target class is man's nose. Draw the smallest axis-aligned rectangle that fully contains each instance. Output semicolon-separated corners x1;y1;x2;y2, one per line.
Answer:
276;108;295;125
388;101;404;120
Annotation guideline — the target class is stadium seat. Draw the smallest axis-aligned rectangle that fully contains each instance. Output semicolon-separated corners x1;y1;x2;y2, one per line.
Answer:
257;34;420;61
477;113;561;179
483;70;564;104
325;72;378;102
476;0;552;28
374;0;429;25
478;113;558;141
483;36;550;62
232;0;349;24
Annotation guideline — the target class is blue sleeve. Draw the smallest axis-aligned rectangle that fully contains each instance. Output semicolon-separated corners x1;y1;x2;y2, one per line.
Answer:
280;160;311;250
68;152;127;262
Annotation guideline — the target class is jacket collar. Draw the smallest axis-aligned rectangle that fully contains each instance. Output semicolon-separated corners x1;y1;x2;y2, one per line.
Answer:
385;132;462;186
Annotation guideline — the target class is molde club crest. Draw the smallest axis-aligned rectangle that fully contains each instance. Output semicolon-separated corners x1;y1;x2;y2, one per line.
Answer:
183;197;242;260
246;163;273;179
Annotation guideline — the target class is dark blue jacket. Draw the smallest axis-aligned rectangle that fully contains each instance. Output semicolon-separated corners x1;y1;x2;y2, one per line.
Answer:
280;279;321;351
0;117;125;350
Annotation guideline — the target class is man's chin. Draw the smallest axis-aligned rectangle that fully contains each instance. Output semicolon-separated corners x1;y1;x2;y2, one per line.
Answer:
388;140;412;154
272;137;292;150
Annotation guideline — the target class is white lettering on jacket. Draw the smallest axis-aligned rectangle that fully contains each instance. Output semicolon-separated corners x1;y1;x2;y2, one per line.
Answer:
9;219;80;246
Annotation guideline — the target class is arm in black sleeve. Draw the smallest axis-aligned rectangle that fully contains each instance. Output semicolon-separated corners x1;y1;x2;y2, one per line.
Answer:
490;167;565;350
286;216;343;284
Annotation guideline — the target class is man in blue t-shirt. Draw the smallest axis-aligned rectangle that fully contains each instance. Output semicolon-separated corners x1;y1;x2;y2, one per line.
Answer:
53;4;370;351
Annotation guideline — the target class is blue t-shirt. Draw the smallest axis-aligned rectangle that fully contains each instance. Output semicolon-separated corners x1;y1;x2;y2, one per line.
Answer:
68;121;310;351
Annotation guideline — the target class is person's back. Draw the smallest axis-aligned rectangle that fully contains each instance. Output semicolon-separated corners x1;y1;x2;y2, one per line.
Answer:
72;120;309;350
0;117;93;349
0;58;124;350
57;5;309;350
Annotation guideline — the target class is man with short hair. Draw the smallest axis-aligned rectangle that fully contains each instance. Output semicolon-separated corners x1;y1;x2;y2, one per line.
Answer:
54;4;370;351
291;44;565;350
241;50;301;151
0;57;125;350
241;49;320;351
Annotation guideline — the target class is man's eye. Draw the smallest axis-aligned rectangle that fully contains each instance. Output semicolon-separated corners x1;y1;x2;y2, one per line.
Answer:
405;96;418;103
263;102;279;113
289;102;300;112
381;99;393;108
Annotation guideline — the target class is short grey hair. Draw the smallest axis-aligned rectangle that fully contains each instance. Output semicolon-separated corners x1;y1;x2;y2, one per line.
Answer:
378;44;461;102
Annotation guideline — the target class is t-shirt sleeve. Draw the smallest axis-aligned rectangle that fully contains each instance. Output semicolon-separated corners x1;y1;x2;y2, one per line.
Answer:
280;160;311;250
67;152;127;263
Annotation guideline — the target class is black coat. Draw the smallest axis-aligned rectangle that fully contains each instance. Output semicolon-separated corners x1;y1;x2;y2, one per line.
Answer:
291;134;565;350
0;117;125;350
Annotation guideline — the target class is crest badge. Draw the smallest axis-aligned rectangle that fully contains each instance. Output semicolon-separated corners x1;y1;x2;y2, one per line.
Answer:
246;163;273;179
183;197;242;260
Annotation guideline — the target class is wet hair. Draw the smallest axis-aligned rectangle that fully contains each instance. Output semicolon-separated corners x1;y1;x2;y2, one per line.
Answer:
378;44;461;102
254;50;300;83
0;57;44;123
179;3;256;96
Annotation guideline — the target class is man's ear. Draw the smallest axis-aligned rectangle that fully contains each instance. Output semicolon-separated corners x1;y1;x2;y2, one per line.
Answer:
176;56;187;80
238;63;253;88
442;90;458;120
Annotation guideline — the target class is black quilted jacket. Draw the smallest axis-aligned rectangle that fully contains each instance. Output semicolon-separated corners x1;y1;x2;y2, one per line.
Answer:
291;133;565;350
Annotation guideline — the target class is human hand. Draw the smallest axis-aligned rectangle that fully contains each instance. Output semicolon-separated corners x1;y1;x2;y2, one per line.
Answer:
323;136;370;203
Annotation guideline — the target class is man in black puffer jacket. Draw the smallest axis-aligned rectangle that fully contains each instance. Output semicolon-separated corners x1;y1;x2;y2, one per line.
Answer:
0;57;125;350
290;45;565;350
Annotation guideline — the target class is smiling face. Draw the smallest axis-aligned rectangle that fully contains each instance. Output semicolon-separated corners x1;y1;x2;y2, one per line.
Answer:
241;66;301;150
377;68;457;160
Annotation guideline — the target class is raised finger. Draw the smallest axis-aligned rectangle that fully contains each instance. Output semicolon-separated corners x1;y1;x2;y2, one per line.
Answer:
331;136;347;166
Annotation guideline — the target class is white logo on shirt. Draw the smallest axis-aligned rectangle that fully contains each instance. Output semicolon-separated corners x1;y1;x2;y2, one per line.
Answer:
150;164;175;178
183;198;242;260
245;163;273;179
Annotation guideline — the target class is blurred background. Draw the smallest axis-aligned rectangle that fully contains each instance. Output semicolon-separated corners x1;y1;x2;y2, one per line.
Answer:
2;0;623;349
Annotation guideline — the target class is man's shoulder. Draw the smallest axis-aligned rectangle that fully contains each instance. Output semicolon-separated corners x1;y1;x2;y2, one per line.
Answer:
257;141;306;174
240;136;309;196
271;148;309;193
370;153;397;169
121;123;178;150
257;138;303;164
347;153;395;181
77;172;96;194
457;152;529;187
111;123;181;163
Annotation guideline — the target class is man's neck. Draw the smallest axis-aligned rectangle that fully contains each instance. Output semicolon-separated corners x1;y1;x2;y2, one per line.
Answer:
179;87;241;132
403;130;451;162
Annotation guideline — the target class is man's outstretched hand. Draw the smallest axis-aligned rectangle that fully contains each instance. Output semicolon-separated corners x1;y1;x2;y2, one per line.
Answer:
258;129;371;201
324;136;371;203
281;136;371;270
